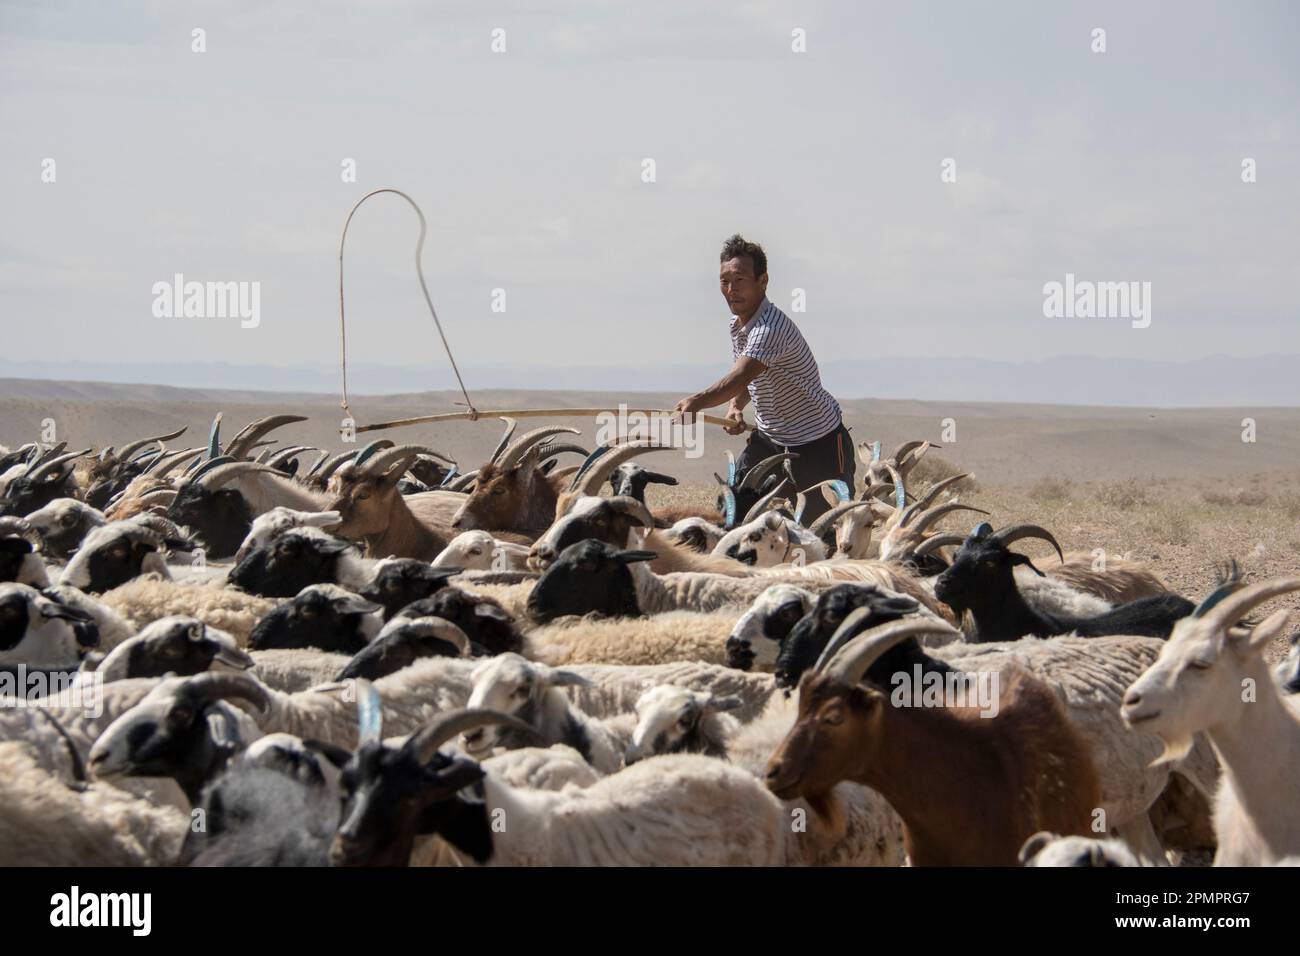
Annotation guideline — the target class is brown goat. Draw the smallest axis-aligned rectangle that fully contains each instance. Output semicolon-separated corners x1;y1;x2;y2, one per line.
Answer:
450;426;581;537
765;612;1101;866
327;445;462;560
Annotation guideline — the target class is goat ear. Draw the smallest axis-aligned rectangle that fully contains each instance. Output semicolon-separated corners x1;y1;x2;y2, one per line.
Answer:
1235;608;1292;657
1018;831;1055;865
1009;552;1045;577
428;755;486;795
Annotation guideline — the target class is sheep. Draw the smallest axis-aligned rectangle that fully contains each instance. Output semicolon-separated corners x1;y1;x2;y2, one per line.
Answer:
934;522;1195;642
725;584;816;671
525;537;947;624
227;526;371;598
326;443;467;559
522;609;738;668
713;510;829;567
21;498;105;562
0;740;187;866
358;558;462;618
329;708;788;866
232;506;342;563
765;613;1102;865
251;648;353;692
623;685;742;764
433;530;531;571
335;615;470;681
1019;831;1141;867
0;516;49;587
662;516;727;553
461;653;627;773
58;516;192;593
100;577;278;645
1121;574;1300;865
246;584;383;654
0;582;101;668
78;616;252;683
1277;632;1300;694
388;587;523;656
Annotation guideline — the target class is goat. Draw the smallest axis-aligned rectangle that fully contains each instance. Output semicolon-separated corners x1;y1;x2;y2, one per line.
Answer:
227;527;369;598
23;499;106;561
765;613;1102;865
725;584;816;671
1122;574;1300;864
246;584;384;654
934;522;1194;642
357;558;462;618
450;425;582;536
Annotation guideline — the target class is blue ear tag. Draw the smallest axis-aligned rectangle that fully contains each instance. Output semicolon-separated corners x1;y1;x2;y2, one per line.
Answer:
828;480;850;503
357;680;383;745
871;441;881;463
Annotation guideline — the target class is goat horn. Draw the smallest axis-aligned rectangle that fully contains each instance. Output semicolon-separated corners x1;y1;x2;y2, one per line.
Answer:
907;473;970;514
906;502;990;536
352;439;395;468
537;441;589;463
447;469;479;491
205;414;223;460
408;708;542;765
862;482;895;502
721;486;738;528
738;453;796;492
225;415;308;460
724;449;737;485
569;444;615;491
488;417;518;465
575;441;676;497
397;617;471;656
186;455;236;482
497;426;581;472
890;440;927;464
909;533;966;558
0;517;42;549
137;488;178;506
604;495;655;528
316;449;360;482
819;611;963;686
990;524;1064;563
1192;563;1247;617
741;477;793;525
266;445;315;470
146;447;202;478
116;426;188;463
1202;576;1300;631
27;449;91;483
304;449;332;478
361;444;451;478
197;461;279;490
184;672;272;714
808;500;876;538
32;442;67;466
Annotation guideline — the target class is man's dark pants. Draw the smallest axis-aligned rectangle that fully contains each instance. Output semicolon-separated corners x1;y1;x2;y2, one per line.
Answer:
734;421;856;524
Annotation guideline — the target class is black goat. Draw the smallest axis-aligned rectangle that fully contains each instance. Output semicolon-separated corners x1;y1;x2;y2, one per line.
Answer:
609;462;678;504
773;583;952;689
167;483;253;559
247;585;382;654
359;559;461;619
933;522;1194;643
714;451;797;530
227;528;359;598
525;539;656;622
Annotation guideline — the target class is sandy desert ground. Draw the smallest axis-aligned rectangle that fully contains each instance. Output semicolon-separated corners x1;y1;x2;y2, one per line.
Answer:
3;377;1297;662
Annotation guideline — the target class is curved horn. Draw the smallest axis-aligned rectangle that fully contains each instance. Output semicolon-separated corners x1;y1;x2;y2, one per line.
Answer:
497;426;581;472
266;445;316;471
575;441;677;497
206;413;223;460
742;477;793;525
316;449;360;482
808;500;876;539
362;444;455;479
720;486;738;529
604;495;655;529
536;442;590;463
569;444;616;491
1192;562;1246;617
990;524;1064;563
225;415;308;460
145;447;202;478
304;449;332;477
407;708;542;765
861;481;895;502
724;449;737;486
136;488;178;506
27;449;91;483
116;426;188;463
906;473;971;514
351;439;395;468
447;469;479;492
488;417;518;465
0;517;43;549
1202;576;1300;630
819;611;963;685
906;501;990;536
909;533;966;558
184;672;272;714
197;461;279;491
186;454;235;481
400;617;471;656
738;452;796;492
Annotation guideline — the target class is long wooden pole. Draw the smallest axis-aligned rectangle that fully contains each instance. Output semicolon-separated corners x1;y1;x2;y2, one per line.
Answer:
351;406;750;435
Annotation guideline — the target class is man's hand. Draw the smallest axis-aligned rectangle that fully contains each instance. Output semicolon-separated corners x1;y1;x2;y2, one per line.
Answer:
722;401;747;434
672;395;704;419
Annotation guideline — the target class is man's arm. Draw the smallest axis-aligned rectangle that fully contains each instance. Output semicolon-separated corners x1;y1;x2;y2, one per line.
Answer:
673;356;766;416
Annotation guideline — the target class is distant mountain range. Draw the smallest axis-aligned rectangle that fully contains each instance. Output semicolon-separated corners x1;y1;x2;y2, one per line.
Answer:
0;354;1294;408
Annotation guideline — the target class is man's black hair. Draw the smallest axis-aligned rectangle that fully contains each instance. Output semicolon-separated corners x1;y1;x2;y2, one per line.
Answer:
720;234;767;278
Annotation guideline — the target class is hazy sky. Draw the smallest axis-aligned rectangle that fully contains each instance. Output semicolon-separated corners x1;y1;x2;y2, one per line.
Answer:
2;0;1297;387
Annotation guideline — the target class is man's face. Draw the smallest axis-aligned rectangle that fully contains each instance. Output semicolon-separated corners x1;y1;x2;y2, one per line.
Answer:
720;256;768;319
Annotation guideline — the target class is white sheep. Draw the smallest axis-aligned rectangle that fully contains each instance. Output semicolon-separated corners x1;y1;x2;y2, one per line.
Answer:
233;507;342;562
1122;576;1300;865
0;583;98;668
1019;831;1142;867
433;530;531;571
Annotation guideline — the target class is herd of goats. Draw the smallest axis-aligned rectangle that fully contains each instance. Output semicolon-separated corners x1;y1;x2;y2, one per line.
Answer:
0;413;1296;867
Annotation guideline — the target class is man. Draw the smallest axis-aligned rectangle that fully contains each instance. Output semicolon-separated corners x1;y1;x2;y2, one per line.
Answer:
673;234;854;523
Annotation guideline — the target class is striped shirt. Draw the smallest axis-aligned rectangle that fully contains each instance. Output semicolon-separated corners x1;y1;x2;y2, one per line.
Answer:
730;299;841;446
